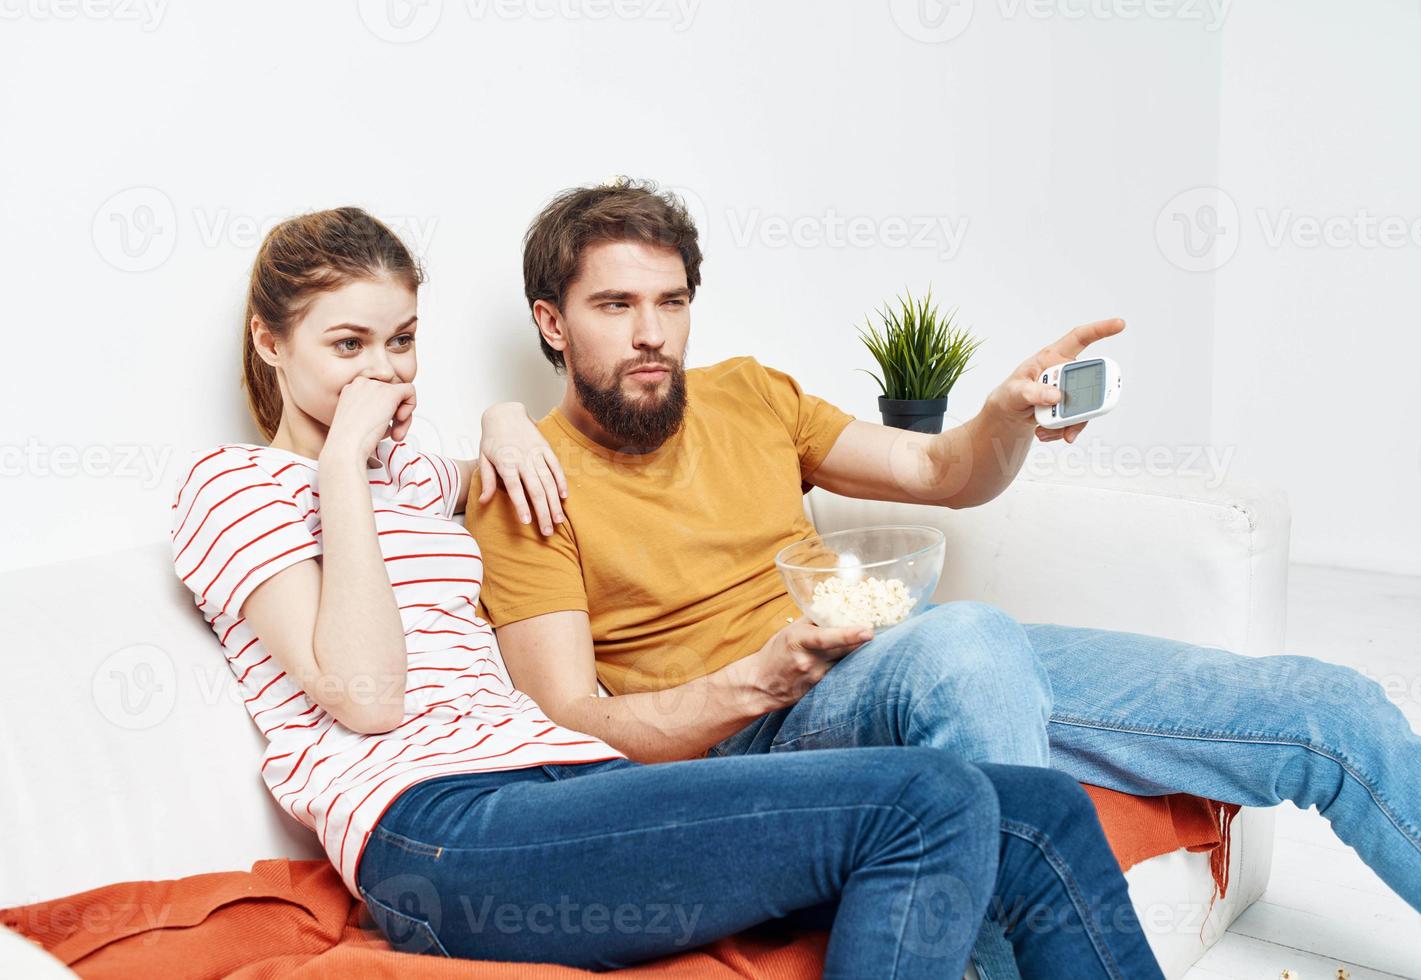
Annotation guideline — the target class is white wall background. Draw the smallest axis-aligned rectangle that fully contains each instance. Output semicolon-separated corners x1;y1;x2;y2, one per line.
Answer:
1212;0;1421;575
1;0;1415;575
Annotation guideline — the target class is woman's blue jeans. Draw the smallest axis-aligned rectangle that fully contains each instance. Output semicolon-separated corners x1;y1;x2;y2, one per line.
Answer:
356;748;1161;979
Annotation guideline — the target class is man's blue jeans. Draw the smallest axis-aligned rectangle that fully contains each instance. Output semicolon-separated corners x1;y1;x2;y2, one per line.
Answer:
357;749;1162;978
710;600;1421;913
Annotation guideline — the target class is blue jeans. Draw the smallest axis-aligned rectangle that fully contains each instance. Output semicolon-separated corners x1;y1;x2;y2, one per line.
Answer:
710;601;1421;913
356;749;1162;979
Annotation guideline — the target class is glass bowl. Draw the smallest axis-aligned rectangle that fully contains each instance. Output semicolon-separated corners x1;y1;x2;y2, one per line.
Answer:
775;525;946;630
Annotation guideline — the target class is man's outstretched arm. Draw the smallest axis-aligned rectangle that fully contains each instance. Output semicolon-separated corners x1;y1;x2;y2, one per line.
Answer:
495;610;872;763
807;317;1125;508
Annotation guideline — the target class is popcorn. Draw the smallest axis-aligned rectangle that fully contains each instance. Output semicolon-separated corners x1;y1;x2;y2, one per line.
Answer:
809;574;915;628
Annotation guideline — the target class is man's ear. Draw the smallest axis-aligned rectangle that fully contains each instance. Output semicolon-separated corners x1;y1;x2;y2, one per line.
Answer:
250;316;281;369
531;299;567;356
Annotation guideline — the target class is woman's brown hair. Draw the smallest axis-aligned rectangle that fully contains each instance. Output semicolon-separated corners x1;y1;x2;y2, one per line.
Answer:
241;207;425;440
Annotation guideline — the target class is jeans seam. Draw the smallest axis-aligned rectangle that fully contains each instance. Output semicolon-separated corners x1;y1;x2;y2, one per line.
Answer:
1050;714;1421;854
768;699;906;751
372;824;446;857
998;818;1126;980
882;802;926;980
880;765;999;979
359;884;453;958
403;801;922;854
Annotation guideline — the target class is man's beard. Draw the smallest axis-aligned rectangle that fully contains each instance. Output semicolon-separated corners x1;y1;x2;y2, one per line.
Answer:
570;350;689;453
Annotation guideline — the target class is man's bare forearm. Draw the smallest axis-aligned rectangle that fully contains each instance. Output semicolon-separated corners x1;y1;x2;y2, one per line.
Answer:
931;406;1035;509
548;656;777;763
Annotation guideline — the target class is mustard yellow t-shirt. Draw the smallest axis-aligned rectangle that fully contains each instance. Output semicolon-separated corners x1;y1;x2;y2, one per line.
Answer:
468;356;856;696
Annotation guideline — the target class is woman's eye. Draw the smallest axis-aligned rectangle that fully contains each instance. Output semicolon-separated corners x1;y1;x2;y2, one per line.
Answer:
391;334;415;348
335;338;360;353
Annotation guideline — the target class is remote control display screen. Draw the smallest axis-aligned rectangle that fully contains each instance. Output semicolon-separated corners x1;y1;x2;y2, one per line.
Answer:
1061;361;1106;417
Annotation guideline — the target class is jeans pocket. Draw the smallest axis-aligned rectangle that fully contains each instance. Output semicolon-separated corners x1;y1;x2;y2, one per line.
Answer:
372;823;445;858
360;885;453;958
543;757;638;780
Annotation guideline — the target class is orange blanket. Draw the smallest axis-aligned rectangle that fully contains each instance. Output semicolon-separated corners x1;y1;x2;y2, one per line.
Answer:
1;788;1238;978
1085;785;1241;894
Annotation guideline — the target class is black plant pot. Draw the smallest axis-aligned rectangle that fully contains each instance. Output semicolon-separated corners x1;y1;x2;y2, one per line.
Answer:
878;396;948;434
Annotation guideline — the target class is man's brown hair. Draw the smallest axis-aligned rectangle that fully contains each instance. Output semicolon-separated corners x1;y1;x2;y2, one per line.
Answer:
522;178;703;372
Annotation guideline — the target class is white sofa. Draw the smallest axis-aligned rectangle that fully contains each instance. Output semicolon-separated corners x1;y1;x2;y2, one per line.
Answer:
0;468;1289;978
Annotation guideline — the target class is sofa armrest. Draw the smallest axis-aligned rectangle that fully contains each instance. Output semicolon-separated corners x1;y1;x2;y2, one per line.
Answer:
806;469;1291;658
0;926;74;979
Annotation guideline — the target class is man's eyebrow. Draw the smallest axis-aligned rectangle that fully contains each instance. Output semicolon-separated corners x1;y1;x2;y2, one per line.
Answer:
323;315;419;335
584;288;690;302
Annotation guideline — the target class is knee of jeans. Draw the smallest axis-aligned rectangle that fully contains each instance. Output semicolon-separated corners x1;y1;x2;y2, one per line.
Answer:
1284;658;1411;766
894;601;1050;709
894;747;1001;834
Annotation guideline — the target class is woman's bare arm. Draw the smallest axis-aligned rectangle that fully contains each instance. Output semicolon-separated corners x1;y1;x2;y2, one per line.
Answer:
237;381;419;734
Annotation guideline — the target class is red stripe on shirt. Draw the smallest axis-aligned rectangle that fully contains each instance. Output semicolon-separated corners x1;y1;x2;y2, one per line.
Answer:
217;539;319;616
172;461;259;541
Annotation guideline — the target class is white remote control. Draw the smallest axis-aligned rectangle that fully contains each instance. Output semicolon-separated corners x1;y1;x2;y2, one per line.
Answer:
1035;356;1122;430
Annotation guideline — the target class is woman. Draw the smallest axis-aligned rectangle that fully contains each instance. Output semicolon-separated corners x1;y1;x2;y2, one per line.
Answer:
168;206;1162;978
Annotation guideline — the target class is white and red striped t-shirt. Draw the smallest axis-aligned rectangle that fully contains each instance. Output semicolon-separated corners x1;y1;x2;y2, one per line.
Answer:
168;436;624;898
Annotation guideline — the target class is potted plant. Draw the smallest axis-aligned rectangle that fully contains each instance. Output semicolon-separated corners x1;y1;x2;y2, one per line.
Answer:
857;288;983;434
